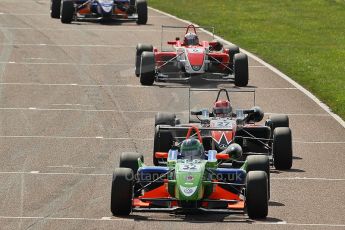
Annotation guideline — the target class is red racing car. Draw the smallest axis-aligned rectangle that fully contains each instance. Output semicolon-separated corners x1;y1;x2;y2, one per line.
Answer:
135;24;249;86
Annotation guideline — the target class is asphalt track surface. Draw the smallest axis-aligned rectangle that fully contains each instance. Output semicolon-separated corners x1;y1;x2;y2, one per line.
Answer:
0;1;344;229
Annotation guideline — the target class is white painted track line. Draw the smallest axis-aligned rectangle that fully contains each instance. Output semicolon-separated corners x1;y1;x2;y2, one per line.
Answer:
1;171;344;182
271;177;345;181
0;216;132;222
0;13;47;16
148;7;345;129
0;216;343;227
266;112;329;116
0;43;135;48
293;141;345;144
0;27;161;32
256;222;345;228
0;82;297;90
0;61;131;66
0;108;165;113
0;83;147;88
1;135;342;144
0;107;330;117
0;171;111;176
0;135;153;141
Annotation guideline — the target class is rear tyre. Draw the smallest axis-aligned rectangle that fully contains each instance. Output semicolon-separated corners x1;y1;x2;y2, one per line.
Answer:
267;114;289;132
233;53;248;87
155;112;176;126
111;168;133;216
136;0;148;25
212;39;223;51
119;152;143;175
135;44;153;77
60;0;74;24
50;0;61;18
273;127;293;170
226;45;240;68
140;51;155;86
246;171;268;219
153;126;173;166
246;155;270;199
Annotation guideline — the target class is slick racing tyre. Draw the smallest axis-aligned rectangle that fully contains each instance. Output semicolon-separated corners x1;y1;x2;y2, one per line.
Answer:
246;155;270;199
246;171;268;219
233;53;248;87
225;45;240;70
136;0;148;25
111;168;133;215
50;0;61;18
155;112;177;126
153;126;173;166
266;114;289;135
212;39;224;51
135;44;153;77
139;51;155;85
272;127;293;170
61;0;74;24
119;152;144;175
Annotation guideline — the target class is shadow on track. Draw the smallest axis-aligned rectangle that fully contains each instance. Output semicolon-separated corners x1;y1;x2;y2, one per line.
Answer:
113;212;284;224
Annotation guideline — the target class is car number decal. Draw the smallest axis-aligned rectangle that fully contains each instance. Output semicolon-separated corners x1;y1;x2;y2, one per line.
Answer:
179;163;201;172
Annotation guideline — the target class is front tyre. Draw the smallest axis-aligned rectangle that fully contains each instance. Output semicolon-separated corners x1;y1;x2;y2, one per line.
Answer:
246;155;270;199
110;168;134;216
60;0;74;24
233;53;248;87
136;0;148;25
246;171;268;219
51;0;61;18
273;127;293;170
140;51;155;86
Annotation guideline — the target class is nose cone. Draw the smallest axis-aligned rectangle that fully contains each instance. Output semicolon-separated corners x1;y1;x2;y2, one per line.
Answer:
175;161;205;201
179;185;198;197
100;2;113;13
186;48;205;66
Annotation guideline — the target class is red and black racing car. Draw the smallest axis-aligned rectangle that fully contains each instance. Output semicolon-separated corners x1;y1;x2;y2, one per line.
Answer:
153;88;293;170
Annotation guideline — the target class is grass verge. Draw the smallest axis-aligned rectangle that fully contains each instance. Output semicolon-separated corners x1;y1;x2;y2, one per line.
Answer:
149;0;345;119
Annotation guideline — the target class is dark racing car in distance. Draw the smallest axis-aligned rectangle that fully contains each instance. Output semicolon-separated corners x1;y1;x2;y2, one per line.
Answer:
135;24;249;86
50;0;147;24
111;126;269;219
153;88;293;170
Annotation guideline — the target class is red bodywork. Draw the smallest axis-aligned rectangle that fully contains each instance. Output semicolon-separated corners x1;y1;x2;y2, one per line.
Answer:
154;25;230;73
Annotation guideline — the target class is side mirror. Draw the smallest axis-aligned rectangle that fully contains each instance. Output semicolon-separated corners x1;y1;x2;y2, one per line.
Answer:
222;143;243;160
155;152;168;159
207;150;217;162
191;110;202;115
216;153;230;160
176;37;180;41
168;149;178;161
236;109;245;120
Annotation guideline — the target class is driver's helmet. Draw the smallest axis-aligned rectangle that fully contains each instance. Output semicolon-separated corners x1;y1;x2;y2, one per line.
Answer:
213;100;232;117
184;32;199;46
180;138;204;159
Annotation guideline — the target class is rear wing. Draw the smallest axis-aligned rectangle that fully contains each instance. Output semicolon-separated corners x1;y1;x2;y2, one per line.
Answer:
188;88;256;122
160;25;215;51
157;125;234;142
